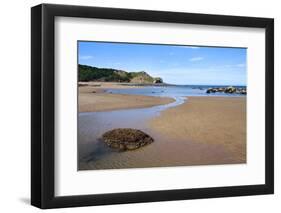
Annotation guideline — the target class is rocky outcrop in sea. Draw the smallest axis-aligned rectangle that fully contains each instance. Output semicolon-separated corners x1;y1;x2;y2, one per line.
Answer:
206;86;246;95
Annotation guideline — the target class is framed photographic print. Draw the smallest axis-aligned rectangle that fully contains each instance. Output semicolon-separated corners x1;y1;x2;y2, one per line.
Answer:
31;3;274;209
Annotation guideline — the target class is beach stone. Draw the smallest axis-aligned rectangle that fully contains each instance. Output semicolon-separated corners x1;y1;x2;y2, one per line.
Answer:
102;128;154;151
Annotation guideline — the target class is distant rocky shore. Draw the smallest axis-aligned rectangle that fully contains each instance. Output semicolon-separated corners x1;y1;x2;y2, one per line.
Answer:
79;64;163;84
206;86;247;95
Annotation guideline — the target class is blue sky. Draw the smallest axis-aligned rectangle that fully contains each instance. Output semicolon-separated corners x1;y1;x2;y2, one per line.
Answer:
78;41;247;86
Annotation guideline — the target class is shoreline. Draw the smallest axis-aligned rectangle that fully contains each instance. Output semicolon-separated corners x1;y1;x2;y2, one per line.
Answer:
79;82;175;112
79;82;246;113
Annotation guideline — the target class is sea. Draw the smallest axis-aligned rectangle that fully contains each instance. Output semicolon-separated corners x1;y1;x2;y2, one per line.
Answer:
106;85;246;98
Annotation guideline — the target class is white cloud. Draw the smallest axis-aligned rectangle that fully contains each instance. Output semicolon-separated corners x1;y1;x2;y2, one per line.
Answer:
180;46;200;49
80;55;93;60
189;57;204;62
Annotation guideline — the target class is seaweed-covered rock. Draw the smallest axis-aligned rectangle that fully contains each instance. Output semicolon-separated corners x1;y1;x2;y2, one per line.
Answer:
206;86;246;95
102;128;154;151
206;88;218;93
224;86;236;93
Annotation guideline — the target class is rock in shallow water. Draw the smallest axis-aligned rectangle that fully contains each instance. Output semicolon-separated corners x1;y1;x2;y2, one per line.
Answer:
206;86;246;95
102;128;154;151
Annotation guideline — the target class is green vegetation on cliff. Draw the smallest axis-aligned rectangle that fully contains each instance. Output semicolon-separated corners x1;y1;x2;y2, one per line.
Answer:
79;64;163;83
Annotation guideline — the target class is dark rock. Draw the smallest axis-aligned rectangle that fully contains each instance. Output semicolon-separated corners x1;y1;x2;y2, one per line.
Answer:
224;86;236;93
206;86;246;95
207;88;217;93
153;77;163;84
102;128;154;151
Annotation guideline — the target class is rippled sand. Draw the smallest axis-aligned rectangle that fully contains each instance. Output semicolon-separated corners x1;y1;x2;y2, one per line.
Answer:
150;97;246;163
79;130;240;170
78;96;246;170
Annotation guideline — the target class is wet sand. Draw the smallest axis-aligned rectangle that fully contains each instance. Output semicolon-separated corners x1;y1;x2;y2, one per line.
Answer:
79;82;174;112
79;129;239;170
150;97;246;162
78;95;246;170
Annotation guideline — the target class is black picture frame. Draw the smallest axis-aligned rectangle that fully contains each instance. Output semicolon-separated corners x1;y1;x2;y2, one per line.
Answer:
31;3;274;209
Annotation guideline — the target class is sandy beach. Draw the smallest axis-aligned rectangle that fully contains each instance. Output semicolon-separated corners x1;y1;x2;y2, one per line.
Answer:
150;97;246;162
78;87;246;170
79;82;174;112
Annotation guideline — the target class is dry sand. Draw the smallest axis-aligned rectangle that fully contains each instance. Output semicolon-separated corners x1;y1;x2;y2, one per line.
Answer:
150;96;246;162
79;82;174;112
